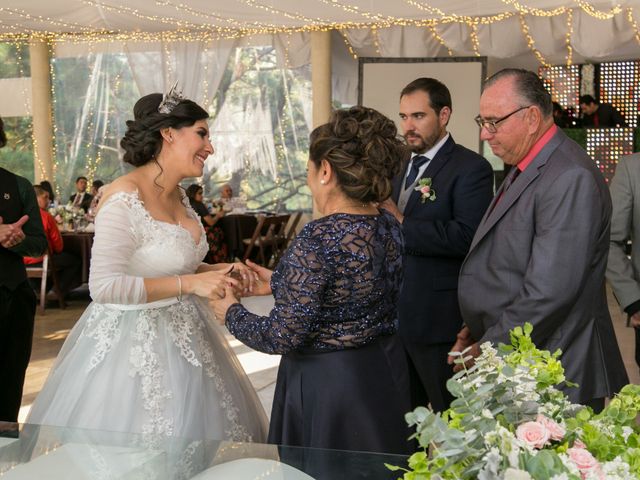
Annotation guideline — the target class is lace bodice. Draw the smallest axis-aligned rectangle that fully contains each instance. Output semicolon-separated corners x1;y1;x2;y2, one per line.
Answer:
226;210;404;354
89;190;208;305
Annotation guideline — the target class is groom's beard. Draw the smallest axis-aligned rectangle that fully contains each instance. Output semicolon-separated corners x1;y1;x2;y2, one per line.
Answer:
404;129;440;154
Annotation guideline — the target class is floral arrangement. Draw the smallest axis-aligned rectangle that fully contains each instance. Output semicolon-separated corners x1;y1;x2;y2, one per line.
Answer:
415;178;436;203
49;203;85;225
388;323;640;480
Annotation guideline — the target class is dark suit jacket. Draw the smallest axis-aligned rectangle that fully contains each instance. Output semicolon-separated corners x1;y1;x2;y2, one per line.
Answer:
459;128;628;403
69;192;93;212
582;103;627;127
393;135;493;345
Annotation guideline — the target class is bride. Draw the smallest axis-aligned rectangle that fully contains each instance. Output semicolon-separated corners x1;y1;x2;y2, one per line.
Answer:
26;88;268;444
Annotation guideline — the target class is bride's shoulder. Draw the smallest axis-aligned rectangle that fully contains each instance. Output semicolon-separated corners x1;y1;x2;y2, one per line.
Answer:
95;177;141;214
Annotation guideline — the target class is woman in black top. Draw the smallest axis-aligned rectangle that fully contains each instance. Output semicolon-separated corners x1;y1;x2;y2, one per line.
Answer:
185;184;228;263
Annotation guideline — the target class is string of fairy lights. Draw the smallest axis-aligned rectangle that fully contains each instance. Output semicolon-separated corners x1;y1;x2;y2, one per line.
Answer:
3;0;640;194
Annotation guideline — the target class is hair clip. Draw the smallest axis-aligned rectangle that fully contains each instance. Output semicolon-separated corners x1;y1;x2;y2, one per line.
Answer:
158;80;184;114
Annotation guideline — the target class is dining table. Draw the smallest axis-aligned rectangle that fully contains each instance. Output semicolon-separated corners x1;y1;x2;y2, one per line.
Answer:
219;213;260;260
61;231;94;284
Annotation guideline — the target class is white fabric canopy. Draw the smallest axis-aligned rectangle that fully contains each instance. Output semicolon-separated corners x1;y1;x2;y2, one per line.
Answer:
6;1;640;106
2;1;640;34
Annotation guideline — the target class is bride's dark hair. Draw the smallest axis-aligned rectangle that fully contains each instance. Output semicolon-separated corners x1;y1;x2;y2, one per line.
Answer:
120;93;209;167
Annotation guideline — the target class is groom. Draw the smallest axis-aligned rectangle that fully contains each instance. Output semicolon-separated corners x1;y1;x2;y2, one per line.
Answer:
382;77;493;412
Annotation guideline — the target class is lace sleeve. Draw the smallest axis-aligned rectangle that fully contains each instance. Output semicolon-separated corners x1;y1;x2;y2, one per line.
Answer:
225;237;329;355
88;195;147;304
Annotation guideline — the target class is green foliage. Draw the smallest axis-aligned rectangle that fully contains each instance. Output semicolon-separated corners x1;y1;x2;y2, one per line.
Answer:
562;128;587;150
0;43;30;78
0;116;34;182
388;323;640;480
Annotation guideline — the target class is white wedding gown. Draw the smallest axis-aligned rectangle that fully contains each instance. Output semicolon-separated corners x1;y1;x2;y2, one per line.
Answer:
27;190;268;444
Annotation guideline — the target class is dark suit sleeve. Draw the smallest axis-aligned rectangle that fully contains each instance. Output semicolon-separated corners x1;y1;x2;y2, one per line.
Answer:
10;175;47;258
402;158;493;258
481;168;605;346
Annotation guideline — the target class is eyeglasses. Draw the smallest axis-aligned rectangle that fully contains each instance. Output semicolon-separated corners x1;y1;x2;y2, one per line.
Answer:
474;105;532;134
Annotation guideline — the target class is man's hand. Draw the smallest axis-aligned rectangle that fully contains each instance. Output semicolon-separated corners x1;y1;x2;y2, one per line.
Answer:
631;312;640;329
447;326;481;372
0;215;28;248
380;198;404;223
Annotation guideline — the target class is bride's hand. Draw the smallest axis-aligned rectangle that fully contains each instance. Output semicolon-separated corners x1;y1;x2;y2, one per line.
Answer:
210;285;240;325
229;261;259;295
185;265;239;299
245;260;273;296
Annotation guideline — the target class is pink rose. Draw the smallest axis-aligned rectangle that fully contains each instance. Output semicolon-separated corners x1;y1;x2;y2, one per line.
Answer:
536;414;565;441
574;439;587;449
516;421;550;449
421;186;431;194
567;447;602;479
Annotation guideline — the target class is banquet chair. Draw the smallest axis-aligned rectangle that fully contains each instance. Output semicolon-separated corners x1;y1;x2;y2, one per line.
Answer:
272;211;303;265
25;251;66;314
242;214;291;268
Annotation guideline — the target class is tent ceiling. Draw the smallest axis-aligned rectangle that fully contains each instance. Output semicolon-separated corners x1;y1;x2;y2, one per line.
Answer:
1;0;639;38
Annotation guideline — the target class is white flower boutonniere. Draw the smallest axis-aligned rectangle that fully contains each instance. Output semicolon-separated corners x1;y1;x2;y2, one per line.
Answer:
415;178;436;203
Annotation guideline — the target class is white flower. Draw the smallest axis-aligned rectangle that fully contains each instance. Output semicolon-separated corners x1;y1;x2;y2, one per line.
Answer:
503;468;533;480
621;426;633;442
601;456;632;479
549;474;570;480
478;448;501;480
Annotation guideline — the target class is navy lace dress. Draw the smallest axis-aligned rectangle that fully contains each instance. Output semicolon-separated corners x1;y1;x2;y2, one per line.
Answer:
225;210;413;455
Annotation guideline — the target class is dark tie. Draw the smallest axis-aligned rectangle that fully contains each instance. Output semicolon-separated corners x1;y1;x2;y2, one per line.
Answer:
404;155;429;189
502;166;521;193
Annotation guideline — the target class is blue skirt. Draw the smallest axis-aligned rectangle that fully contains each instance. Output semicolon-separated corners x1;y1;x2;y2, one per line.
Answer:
267;334;414;455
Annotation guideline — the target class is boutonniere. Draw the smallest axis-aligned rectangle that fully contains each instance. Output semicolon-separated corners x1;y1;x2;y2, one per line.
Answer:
414;178;436;203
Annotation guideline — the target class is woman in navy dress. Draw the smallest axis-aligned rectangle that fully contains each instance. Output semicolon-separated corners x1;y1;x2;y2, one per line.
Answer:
212;106;413;455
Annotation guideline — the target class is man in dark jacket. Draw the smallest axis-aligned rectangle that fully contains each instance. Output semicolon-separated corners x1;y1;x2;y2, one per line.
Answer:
579;94;626;127
0;116;47;422
381;78;494;412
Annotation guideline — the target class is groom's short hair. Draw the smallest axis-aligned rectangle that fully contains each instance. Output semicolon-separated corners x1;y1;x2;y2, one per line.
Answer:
400;78;452;115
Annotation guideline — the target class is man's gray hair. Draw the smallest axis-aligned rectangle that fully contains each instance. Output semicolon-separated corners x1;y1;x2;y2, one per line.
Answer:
483;69;553;118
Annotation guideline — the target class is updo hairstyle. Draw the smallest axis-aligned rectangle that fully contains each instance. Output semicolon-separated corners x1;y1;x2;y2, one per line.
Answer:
120;93;209;167
309;106;408;203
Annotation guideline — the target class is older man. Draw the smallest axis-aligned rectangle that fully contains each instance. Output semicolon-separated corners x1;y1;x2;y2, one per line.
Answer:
452;69;628;409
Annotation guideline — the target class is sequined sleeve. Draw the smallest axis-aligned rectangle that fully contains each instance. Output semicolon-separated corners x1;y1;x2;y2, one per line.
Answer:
225;236;329;355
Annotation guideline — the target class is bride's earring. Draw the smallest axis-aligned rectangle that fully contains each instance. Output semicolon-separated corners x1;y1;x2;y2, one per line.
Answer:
320;179;326;185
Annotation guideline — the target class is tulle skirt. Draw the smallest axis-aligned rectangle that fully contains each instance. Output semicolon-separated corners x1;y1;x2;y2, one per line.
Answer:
27;296;268;445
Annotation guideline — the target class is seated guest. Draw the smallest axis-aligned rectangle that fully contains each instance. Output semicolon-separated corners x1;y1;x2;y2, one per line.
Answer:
579;94;627;127
186;184;228;263
219;183;233;202
25;186;82;298
87;182;107;220
39;180;55;205
90;179;104;197
211;106;413;455
69;176;93;211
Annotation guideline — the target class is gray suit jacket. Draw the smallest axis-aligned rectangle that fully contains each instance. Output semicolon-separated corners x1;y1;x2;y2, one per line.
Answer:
607;154;640;311
458;128;628;403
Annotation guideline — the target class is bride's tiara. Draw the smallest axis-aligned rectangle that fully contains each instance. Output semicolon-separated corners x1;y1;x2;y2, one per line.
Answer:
158;81;184;114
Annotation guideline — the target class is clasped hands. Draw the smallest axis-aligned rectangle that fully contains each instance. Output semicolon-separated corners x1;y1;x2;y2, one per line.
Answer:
0;215;28;249
193;260;273;326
